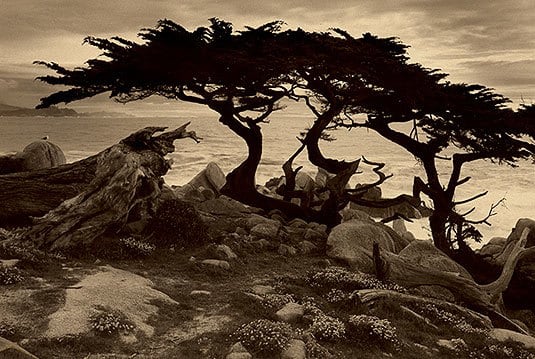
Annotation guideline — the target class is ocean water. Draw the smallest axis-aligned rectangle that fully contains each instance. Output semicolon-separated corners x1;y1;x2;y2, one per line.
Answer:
1;104;533;245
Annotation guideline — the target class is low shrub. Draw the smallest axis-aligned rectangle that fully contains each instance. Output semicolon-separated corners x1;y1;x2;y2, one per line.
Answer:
149;199;208;248
0;265;23;285
118;237;155;258
309;314;345;342
0;322;16;339
412;303;487;334
348;314;400;350
234;319;293;355
305;267;406;293
260;293;295;311
89;307;135;336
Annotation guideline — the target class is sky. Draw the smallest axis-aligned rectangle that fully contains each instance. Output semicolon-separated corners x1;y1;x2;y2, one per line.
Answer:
1;0;534;112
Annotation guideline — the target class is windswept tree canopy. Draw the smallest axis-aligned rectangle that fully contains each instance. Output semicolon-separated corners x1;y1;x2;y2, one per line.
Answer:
35;18;535;241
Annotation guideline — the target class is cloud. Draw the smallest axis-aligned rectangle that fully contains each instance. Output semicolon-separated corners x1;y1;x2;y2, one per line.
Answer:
1;0;534;107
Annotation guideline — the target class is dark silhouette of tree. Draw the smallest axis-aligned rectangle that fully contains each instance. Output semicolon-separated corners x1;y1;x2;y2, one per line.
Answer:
325;33;535;254
35;18;535;243
34;19;425;227
35;18;316;220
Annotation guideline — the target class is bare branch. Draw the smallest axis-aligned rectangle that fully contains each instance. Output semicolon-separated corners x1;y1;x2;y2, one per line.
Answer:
465;198;506;225
454;191;488;206
457;176;471;187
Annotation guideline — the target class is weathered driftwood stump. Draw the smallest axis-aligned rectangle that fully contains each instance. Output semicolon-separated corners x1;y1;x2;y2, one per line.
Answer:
372;228;531;334
2;123;199;251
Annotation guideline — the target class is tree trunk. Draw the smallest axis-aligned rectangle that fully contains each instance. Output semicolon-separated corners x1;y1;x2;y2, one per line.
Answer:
10;124;200;251
218;115;310;221
373;227;531;333
0;156;98;227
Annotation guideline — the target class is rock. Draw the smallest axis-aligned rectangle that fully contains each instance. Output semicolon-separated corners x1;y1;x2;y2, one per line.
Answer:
0;337;38;359
399;240;472;301
341;208;373;222
288;218;308;228
196;196;251;217
326;220;398;273
229;341;249;353
216;244;238;260
226;353;252;359
402;231;416;242
45;265;178;338
489;328;535;349
304;228;326;241
175;162;226;199
250;222;281;239
437;338;466;351
275;302;304;322
478;237;507;258
297;240;317;254
295;172;315;192
250;239;271;251
281;339;306;359
243;214;281;230
399;240;473;279
199;186;216;201
251;285;275;295
201;259;230;270
20;140;66;171
270;213;286;224
235;227;248;236
278;244;297;257
226;341;252;359
0;259;20;268
190;290;212;296
315;167;332;188
392;219;407;236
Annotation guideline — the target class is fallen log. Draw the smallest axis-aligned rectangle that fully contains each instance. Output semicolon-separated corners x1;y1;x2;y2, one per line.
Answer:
2;123;200;251
0;156;97;226
373;228;531;333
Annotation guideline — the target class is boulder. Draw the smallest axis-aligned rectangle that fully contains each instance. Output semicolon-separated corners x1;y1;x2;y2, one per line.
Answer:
175;162;226;199
399;240;473;279
399;240;473;301
226;341;252;359
326;220;398;273
297;240;317;254
215;244;238;260
275;302;304;322
278;244;297;257
242;214;281;230
20;140;66;171
0;337;38;359
251;285;275;296
281;339;306;359
250;221;281;239
478;237;507;259
341;208;373;222
201;259;231;270
304;228;326;242
315;167;332;188
489;328;535;349
196;196;251;217
0;140;66;174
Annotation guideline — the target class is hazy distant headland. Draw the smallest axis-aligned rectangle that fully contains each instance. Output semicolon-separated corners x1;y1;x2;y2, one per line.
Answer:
0;103;132;118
